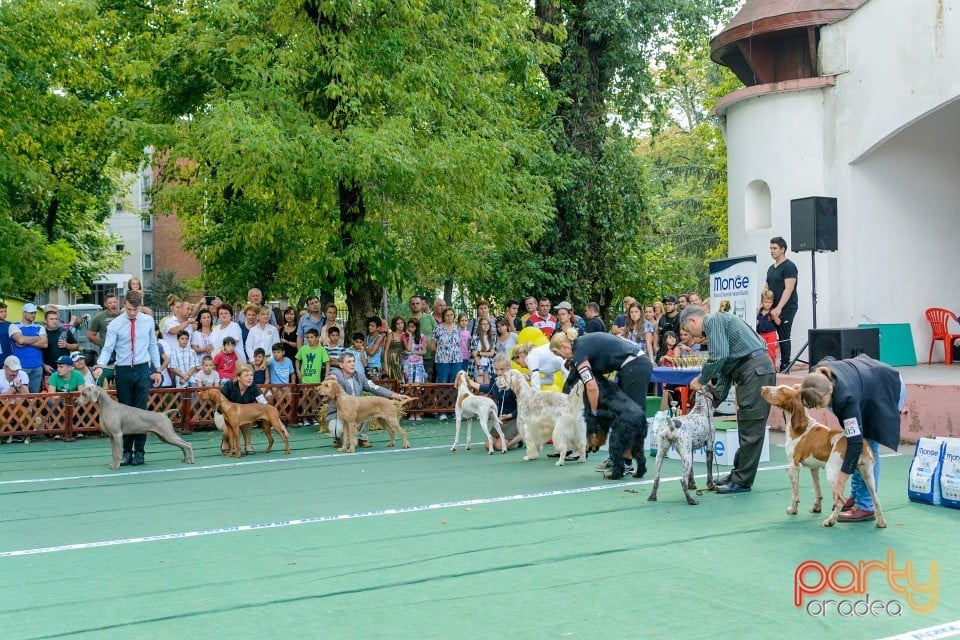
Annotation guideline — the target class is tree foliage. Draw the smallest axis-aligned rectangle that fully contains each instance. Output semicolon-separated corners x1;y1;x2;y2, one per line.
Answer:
140;0;559;331
631;36;740;305
515;0;738;318
0;0;137;296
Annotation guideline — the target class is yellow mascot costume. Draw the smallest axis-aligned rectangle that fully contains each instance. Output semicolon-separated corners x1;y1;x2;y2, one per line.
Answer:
510;327;564;392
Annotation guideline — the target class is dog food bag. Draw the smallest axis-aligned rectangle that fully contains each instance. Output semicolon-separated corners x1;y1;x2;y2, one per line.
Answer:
938;439;960;509
647;410;670;456
908;437;945;505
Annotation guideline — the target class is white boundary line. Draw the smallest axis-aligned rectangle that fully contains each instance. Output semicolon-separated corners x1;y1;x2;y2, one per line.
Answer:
0;442;462;485
0;452;901;559
878;620;960;640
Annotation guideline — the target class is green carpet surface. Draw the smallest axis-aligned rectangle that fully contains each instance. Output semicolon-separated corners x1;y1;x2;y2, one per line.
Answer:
1;421;957;639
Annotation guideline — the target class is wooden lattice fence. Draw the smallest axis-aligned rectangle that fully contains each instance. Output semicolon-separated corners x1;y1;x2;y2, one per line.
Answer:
0;381;458;438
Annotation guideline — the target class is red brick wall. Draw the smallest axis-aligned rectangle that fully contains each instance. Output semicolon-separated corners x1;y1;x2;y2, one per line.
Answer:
153;213;202;281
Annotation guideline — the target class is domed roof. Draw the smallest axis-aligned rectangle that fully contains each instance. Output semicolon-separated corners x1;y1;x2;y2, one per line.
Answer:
711;0;868;86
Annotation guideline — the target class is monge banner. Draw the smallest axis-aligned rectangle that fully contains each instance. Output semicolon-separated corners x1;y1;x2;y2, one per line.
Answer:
709;255;757;325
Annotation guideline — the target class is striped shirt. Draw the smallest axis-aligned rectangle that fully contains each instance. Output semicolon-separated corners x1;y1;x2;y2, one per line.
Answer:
697;312;766;387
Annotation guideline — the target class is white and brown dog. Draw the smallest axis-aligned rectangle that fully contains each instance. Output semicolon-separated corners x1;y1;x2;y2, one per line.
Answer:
761;384;886;528
451;370;506;454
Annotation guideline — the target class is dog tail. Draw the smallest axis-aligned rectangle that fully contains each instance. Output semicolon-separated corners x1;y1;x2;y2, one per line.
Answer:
392;399;409;421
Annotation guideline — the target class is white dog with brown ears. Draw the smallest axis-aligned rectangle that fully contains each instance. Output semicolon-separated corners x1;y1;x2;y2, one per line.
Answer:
761;384;886;528
451;370;506;454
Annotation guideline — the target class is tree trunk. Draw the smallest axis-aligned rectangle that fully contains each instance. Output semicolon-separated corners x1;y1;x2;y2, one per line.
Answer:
339;180;382;335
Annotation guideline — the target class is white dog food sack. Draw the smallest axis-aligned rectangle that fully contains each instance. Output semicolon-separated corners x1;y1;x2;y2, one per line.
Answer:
938;439;960;509
908;437;945;505
645;410;670;456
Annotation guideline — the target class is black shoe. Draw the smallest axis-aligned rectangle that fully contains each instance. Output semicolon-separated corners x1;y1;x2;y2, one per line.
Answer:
716;482;751;494
131;451;145;466
548;450;573;458
716;474;732;485
119;451;133;466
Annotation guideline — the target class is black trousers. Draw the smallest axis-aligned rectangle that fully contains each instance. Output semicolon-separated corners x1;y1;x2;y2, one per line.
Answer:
618;356;653;411
115;363;151;454
777;306;798;366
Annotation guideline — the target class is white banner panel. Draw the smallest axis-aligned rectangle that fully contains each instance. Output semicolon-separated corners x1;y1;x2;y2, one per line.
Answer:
709;255;758;325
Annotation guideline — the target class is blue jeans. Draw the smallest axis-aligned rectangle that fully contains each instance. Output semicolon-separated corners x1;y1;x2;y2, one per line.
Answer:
435;361;459;384
435;361;460;417
851;439;881;510
851;375;906;510
24;366;43;394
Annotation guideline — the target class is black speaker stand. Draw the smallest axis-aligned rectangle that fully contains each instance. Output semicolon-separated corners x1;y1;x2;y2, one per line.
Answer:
782;251;819;374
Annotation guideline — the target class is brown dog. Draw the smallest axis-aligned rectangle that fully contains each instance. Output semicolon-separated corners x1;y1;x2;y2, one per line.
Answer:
316;378;411;453
198;388;291;457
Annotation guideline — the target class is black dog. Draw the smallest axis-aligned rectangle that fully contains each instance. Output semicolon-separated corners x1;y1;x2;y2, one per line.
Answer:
588;375;648;480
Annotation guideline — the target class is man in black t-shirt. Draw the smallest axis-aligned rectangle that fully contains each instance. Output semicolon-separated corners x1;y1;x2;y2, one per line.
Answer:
765;236;799;372
41;309;78;378
583;302;606;334
655;296;681;359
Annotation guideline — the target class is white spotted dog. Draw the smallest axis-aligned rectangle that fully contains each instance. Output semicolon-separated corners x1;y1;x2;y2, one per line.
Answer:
451;370;506;454
648;385;718;506
760;384;886;528
551;381;587;467
498;369;570;462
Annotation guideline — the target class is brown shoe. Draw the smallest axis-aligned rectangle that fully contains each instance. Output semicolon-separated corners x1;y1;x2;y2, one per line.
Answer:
840;496;855;512
357;439;372;448
838;506;875;523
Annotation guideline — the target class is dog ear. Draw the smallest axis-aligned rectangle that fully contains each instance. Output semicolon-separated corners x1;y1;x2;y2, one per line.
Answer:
814;366;832;378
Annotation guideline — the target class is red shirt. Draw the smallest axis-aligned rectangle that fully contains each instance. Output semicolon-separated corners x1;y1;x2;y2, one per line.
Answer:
525;313;556;338
214;351;238;380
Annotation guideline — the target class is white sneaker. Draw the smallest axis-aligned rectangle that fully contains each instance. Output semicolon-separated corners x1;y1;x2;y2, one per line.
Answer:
439;414;448;421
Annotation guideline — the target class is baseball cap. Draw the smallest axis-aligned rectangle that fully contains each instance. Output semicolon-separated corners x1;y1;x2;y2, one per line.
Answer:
553;301;573;311
71;351;85;364
22;303;38;313
3;355;21;371
662;296;678;304
56;355;74;366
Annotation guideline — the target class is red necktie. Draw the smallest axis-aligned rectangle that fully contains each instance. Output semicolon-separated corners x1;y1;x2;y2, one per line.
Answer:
129;317;136;366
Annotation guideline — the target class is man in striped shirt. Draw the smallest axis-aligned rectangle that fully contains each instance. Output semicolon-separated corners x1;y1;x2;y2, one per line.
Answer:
680;305;776;495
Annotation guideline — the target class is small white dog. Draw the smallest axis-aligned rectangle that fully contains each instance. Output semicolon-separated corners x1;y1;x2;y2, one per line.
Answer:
451;370;506;454
551;381;587;466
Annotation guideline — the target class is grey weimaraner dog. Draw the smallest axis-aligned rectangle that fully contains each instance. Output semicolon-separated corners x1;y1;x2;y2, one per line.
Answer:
75;385;194;469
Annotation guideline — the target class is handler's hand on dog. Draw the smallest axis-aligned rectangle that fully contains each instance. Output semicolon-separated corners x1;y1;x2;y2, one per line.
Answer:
689;379;702;392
